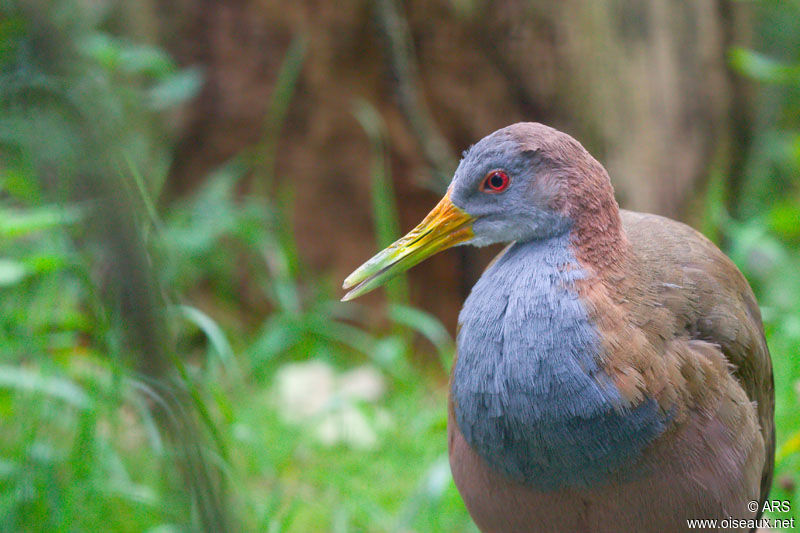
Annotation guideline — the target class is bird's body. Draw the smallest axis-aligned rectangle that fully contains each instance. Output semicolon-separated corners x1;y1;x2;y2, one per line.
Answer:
343;123;774;532
450;210;772;533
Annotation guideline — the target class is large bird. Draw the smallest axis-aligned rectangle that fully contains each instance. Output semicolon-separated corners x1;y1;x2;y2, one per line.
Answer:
342;123;774;532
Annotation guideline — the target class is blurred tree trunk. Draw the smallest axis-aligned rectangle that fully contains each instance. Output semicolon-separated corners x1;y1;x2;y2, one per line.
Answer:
150;0;753;330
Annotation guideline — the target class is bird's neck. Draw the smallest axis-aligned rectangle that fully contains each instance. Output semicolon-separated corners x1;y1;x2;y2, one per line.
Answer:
562;152;628;275
452;233;664;490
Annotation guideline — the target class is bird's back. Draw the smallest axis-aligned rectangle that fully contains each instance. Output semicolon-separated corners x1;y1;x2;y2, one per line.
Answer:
619;209;774;509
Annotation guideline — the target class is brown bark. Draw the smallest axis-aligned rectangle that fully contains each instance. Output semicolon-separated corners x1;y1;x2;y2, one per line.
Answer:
150;0;752;331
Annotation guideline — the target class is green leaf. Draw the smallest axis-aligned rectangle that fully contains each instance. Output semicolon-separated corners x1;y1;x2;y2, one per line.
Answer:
1;165;41;202
768;201;800;241
0;205;82;238
388;304;454;372
0;365;90;409
178;305;240;378
80;33;175;77
353;99;409;307
0;259;27;286
728;47;800;85
147;68;204;110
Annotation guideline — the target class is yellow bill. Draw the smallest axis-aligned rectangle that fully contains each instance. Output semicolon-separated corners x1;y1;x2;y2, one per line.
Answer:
342;192;474;301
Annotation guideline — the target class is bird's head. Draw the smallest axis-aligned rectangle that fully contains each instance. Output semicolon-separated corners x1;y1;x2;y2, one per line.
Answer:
342;122;614;301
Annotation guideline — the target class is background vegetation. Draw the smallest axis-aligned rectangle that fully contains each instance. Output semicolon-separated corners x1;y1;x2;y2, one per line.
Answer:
0;1;798;531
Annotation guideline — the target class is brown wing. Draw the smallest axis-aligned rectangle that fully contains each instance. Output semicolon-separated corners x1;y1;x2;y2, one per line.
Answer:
621;210;775;510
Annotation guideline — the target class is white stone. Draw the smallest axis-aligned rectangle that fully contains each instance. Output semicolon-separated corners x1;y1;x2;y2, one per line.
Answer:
273;361;391;450
316;405;378;450
274;361;335;421
338;366;386;402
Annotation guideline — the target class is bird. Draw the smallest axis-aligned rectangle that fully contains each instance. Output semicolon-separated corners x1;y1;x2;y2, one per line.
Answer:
342;123;774;533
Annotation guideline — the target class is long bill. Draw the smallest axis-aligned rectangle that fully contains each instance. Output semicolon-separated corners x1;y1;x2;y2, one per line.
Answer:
342;192;474;301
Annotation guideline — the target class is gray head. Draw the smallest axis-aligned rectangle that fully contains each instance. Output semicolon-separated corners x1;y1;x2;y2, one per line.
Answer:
449;122;594;246
342;122;614;300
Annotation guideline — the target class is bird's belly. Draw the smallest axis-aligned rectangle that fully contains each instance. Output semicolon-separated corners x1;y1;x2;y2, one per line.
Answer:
448;406;764;533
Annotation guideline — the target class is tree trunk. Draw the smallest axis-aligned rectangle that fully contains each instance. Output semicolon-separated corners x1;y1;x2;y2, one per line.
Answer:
152;0;753;330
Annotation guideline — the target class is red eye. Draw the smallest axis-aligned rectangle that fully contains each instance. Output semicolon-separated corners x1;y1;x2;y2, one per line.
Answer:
481;170;510;193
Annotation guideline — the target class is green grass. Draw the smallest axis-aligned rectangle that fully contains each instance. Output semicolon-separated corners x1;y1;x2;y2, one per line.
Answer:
0;6;475;530
0;118;477;531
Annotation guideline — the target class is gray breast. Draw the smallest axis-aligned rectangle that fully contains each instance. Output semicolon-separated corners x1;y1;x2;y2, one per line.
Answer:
451;234;666;490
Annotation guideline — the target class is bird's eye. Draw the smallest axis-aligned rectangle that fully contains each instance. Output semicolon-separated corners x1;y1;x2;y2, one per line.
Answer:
481;170;510;193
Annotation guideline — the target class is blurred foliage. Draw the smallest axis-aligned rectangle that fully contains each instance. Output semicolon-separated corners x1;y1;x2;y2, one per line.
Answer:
0;0;232;530
0;1;466;532
1;0;800;531
723;0;800;515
